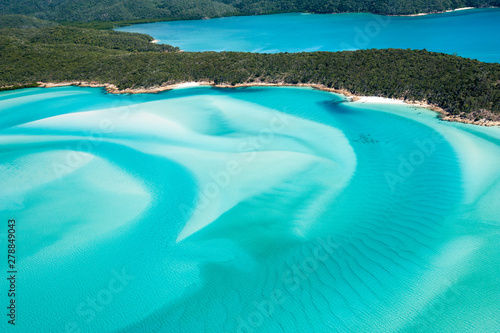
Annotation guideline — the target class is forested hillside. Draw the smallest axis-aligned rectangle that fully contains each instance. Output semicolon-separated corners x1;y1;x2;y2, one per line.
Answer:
0;25;179;52
1;26;499;119
0;14;58;29
1;0;498;22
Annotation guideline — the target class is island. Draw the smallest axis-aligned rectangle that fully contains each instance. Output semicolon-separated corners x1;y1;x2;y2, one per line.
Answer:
1;18;499;125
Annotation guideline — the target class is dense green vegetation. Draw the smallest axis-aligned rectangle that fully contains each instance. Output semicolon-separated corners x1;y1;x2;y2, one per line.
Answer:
0;0;498;23
0;14;58;29
0;26;179;52
1;26;498;116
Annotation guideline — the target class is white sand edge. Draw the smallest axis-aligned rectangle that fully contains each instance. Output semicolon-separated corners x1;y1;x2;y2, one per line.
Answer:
397;7;476;17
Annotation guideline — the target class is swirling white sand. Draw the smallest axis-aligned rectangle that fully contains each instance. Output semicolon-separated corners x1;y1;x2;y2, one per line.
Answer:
0;86;499;332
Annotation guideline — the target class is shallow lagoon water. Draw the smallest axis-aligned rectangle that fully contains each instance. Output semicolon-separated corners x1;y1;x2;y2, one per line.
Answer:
1;86;499;332
117;9;500;63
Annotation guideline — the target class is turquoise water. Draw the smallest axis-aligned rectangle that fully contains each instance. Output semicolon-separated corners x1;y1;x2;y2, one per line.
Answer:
117;8;500;63
1;86;499;332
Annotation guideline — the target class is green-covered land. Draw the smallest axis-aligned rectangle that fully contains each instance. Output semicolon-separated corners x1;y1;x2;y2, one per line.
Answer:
0;0;498;24
1;24;499;123
1;2;499;125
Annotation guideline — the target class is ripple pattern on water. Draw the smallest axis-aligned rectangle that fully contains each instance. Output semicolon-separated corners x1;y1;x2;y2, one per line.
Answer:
0;86;499;332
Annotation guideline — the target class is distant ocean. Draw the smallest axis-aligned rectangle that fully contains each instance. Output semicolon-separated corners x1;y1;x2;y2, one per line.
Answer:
118;8;500;62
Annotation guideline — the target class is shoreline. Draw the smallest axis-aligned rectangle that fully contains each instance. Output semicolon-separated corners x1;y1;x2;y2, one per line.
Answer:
387;6;500;18
389;6;476;17
112;6;496;29
9;81;499;127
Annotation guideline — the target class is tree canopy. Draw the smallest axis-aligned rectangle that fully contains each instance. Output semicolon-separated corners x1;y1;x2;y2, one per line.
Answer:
1;25;499;118
1;0;498;23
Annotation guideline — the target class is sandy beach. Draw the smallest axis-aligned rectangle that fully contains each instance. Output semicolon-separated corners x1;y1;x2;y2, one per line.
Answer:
32;81;500;127
395;7;476;17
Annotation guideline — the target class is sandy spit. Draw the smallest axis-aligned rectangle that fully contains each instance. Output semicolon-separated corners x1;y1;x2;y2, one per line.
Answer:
32;81;500;127
392;7;477;17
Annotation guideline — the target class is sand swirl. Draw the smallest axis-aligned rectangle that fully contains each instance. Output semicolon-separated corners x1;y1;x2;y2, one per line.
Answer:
0;86;499;332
